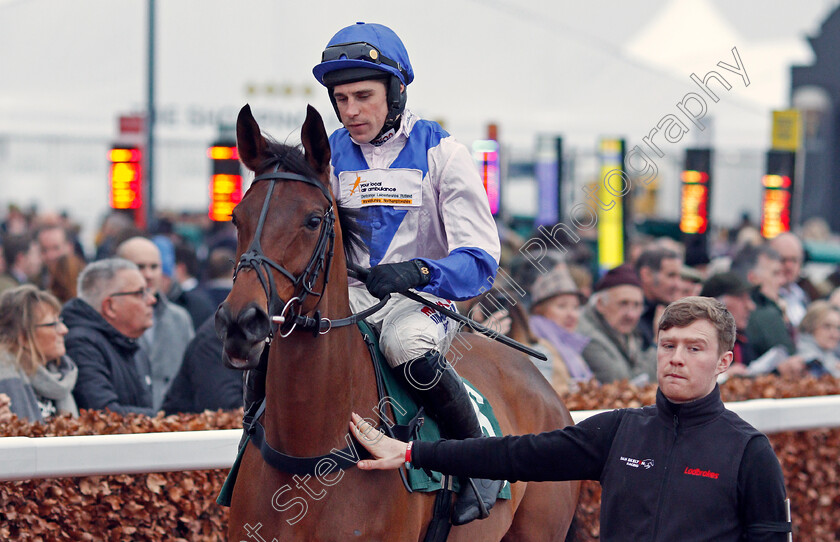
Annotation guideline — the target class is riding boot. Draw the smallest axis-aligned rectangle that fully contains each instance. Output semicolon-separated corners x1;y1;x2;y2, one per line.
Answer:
399;350;503;526
238;366;267;452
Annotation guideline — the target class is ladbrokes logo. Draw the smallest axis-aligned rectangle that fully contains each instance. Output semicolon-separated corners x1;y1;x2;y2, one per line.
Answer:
620;456;654;469
683;467;719;479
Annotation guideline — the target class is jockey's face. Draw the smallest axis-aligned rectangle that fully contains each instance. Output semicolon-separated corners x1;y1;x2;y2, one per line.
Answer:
332;80;389;144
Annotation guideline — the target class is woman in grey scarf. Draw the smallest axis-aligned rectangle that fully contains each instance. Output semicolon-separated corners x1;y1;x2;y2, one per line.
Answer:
0;285;78;422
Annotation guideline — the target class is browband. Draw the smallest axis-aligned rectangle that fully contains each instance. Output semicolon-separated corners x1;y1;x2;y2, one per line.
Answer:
252;171;332;202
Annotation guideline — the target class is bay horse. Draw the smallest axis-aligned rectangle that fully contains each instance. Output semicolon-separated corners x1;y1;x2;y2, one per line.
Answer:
216;104;580;541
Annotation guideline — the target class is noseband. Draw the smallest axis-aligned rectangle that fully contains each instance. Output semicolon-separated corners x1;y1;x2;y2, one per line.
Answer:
233;165;336;341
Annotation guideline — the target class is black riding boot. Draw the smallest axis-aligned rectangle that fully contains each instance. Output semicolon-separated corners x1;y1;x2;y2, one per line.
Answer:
399;350;503;526
238;366;267;452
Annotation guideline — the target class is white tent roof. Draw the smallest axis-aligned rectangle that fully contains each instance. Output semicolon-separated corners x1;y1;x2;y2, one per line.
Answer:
0;0;830;150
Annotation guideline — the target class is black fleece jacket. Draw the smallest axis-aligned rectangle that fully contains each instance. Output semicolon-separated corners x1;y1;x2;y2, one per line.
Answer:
412;385;789;541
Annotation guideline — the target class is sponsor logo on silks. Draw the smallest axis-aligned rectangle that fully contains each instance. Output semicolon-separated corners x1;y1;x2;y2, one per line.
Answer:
348;175;362;196
339;168;423;208
420;300;455;331
683;467;719;479
620;456;655;469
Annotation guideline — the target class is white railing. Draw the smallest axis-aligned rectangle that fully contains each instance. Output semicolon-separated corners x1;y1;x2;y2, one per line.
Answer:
2;395;840;482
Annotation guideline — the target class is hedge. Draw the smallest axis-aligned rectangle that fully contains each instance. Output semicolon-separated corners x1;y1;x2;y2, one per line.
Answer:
1;375;839;540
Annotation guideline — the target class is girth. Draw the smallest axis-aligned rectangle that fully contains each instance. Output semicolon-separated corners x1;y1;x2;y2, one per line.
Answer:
245;327;424;484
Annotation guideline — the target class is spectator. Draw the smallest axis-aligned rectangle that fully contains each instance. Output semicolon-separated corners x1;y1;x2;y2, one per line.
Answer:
507;250;565;305
731;244;797;359
1;204;30;236
796;301;840;378
0;233;41;293
161;316;244;415
634;247;682;348
700;272;757;374
47;253;84;304
577;264;656;385
461;286;571;395
62;258;155;416
36;225;74;274
201;247;235;308
567;263;593;299
768;232;809;327
37;225;85;302
93;211;139;260
677;265;704;299
351;297;791;542
0;285;79;422
116;237;195;411
166;240;215;328
528;267;593;387
704;271;807;380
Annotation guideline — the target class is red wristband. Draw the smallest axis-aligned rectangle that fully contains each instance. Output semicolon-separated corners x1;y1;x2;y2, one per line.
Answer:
404;441;414;466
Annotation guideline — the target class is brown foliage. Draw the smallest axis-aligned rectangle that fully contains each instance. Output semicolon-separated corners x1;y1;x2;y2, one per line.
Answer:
0;409;241;541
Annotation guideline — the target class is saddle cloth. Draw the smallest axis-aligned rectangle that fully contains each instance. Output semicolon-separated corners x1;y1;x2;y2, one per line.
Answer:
216;321;511;507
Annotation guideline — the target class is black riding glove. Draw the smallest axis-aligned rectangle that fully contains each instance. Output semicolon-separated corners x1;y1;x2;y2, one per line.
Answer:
365;260;432;299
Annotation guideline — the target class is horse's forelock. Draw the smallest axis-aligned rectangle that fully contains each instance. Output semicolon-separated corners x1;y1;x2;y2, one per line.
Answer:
255;140;317;178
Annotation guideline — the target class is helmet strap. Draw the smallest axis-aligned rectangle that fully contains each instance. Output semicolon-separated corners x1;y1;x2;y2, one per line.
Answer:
377;75;406;139
328;74;407;144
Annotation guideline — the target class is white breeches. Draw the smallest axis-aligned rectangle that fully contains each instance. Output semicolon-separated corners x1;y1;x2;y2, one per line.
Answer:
348;286;459;367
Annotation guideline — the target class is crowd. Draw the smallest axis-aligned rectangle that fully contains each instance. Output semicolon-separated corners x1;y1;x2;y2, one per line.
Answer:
457;218;840;397
0;207;242;422
1;203;839;424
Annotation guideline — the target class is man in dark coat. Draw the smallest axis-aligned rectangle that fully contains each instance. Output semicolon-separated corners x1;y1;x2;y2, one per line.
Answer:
161;316;243;415
62;258;155;416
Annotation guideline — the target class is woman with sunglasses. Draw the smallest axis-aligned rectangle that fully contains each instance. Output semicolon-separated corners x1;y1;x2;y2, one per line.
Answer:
0;285;79;422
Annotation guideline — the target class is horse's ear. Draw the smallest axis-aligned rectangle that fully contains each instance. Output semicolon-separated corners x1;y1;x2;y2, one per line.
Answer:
301;105;331;177
236;104;266;172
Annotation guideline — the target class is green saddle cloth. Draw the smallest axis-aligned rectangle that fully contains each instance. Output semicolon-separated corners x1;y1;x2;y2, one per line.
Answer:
217;321;511;506
359;321;510;499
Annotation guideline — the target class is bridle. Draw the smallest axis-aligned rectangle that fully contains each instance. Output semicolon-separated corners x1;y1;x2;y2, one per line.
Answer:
233;163;336;341
232;163;386;341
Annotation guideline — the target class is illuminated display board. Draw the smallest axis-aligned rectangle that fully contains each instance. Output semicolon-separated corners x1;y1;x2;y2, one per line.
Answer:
760;150;796;239
679;169;710;234
109;146;142;210
208;143;242;222
760;175;792;239
472;140;501;215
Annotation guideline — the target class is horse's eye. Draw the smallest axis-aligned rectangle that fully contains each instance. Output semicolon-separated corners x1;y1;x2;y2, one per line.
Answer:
306;215;323;230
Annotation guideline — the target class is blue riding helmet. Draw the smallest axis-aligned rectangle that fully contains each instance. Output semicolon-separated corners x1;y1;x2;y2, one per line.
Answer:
312;22;413;87
313;22;413;137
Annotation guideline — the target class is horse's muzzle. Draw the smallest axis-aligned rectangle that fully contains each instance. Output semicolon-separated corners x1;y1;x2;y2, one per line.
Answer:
215;302;271;370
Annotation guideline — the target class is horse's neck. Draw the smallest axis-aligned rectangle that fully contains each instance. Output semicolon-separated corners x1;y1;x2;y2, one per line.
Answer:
263;279;377;456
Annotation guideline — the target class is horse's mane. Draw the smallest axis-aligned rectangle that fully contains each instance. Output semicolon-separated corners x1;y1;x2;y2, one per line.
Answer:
254;138;367;265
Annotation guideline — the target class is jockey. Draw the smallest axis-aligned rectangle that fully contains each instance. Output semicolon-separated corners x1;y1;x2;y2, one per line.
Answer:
312;22;503;525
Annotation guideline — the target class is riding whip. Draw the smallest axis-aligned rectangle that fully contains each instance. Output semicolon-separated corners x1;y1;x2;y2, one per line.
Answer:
348;264;548;361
